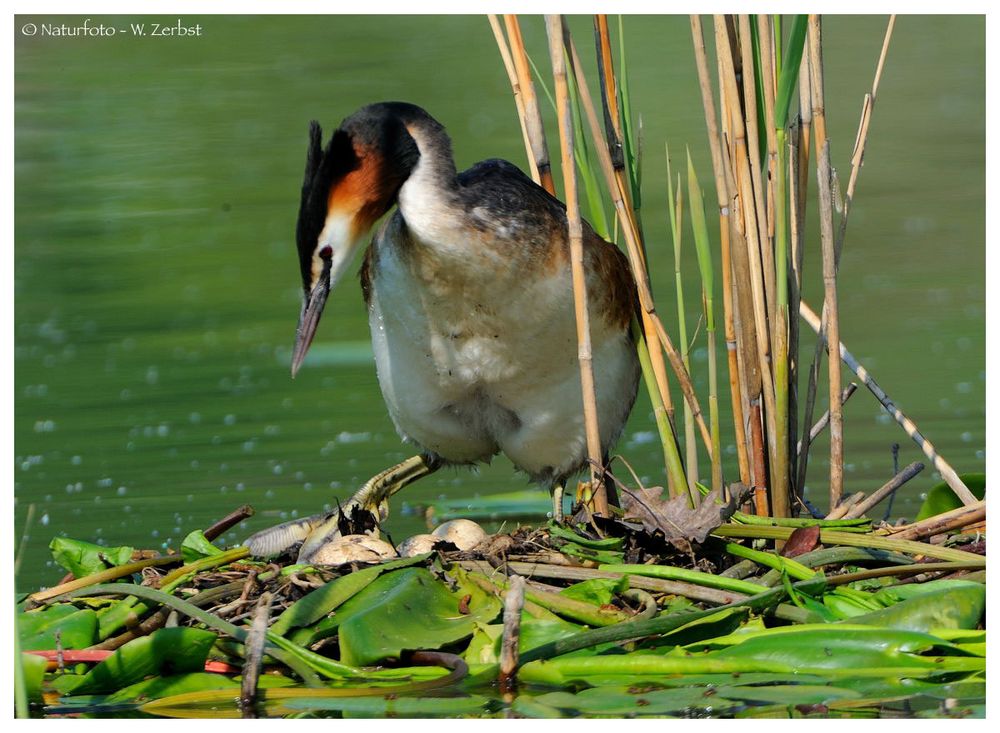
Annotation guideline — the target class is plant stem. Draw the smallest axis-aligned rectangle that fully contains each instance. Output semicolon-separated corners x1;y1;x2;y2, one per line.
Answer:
546;14;607;514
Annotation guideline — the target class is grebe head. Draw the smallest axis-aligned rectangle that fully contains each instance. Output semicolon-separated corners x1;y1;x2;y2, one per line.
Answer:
292;102;432;376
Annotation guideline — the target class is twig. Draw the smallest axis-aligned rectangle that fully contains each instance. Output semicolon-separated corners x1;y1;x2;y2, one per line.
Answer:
799;298;976;505
825;491;865;521
204;504;255;542
498;575;526;695
27;555;180;606
843;461;924;519
885;500;986;542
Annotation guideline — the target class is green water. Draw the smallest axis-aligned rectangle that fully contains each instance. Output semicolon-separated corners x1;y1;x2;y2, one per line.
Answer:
14;15;984;593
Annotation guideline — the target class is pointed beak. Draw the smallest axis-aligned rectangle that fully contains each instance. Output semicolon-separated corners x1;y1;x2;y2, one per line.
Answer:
291;259;331;377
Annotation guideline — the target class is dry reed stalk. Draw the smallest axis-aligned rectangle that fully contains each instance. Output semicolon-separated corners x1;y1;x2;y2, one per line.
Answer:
562;30;714;463
885;500;985;542
594;15;624;170
546;14;607;514
504;14;555;195
799;16;895;498
737;16;778;329
690;14;751;487
808;15;844;509
488;15;541;183
714;15;776;501
814;138;844;510
842;461;924;520
717;25;766;496
798;298;977;505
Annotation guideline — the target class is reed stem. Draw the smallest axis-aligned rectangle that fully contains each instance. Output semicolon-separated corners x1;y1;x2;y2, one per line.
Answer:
504;14;555;195
808;15;844;509
689;15;751;487
546;14;607;515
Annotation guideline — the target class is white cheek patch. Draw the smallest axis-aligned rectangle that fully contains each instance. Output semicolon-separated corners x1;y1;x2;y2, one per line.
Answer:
314;212;363;290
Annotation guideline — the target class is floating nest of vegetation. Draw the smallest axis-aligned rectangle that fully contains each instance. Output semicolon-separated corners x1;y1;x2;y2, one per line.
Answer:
17;480;986;720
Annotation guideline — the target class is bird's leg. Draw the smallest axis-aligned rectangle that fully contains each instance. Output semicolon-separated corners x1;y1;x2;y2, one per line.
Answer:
244;453;441;561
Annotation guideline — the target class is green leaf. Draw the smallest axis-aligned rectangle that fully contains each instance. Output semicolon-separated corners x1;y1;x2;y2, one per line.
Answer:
269;554;428;637
559;577;627;607
50;537;135;578
180;530;223;563
774;15;809;129
334;567;502;667
915;473;985;521
711;626;981;674
842;584;985;632
18;604;99;650
871;579;984;607
61;626;218;695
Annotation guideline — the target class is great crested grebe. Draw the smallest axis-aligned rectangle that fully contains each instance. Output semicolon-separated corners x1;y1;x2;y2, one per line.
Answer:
247;101;640;561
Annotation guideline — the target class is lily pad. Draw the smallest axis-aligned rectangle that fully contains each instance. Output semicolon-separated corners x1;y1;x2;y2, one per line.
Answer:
915;474;985;521
50;537;135;578
333;567;502;666
18;604;98;651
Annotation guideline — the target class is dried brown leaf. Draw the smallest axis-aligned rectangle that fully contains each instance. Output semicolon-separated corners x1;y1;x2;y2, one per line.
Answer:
618;483;748;550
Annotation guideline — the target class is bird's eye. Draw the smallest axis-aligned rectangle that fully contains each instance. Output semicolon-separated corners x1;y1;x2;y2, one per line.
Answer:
318;245;333;260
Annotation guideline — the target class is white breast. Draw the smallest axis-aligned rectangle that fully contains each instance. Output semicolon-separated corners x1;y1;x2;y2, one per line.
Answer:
366;231;639;484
